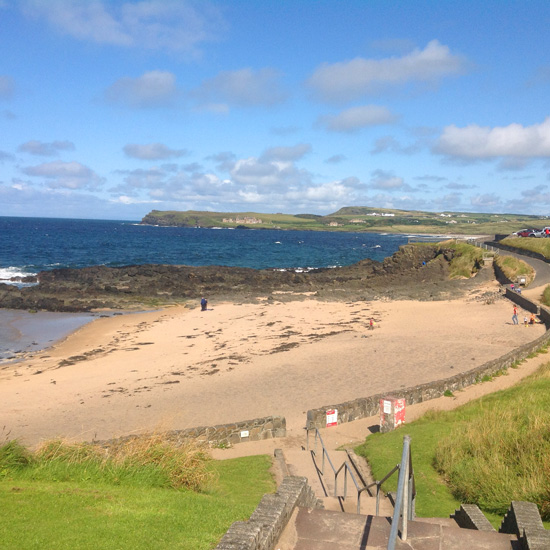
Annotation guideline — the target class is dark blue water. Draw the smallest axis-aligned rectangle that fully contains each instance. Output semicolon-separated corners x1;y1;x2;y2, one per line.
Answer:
0;216;419;362
0;216;412;281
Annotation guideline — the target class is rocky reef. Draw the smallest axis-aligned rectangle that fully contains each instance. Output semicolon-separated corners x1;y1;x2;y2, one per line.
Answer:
0;244;483;312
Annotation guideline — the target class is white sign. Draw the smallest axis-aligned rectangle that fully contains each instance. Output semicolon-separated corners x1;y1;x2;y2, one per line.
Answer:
240;430;249;438
383;400;392;414
326;409;338;427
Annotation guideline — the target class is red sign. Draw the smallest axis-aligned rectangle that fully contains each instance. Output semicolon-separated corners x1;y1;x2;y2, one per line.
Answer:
326;409;338;427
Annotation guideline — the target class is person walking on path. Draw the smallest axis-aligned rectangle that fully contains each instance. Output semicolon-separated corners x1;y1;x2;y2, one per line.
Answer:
512;306;518;325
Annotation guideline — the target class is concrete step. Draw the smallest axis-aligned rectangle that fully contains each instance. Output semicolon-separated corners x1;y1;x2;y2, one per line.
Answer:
275;507;519;550
321;495;394;516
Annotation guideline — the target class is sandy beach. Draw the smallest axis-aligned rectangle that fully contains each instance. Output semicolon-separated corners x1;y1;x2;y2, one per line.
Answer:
0;277;544;447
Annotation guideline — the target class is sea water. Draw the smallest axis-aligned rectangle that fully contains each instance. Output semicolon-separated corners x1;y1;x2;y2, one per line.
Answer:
0;216;415;362
0;216;412;280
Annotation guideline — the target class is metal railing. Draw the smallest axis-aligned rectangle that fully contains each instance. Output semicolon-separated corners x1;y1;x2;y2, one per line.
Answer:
306;428;413;517
306;427;365;514
387;435;416;550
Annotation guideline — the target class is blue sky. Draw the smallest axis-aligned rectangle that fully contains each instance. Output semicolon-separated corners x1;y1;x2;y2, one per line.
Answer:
1;0;550;220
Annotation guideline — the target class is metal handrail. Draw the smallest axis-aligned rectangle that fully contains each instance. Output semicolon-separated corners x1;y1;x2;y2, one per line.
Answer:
307;428;365;513
387;435;416;550
306;428;409;516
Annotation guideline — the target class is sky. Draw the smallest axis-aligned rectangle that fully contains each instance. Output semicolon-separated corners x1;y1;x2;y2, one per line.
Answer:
1;0;550;221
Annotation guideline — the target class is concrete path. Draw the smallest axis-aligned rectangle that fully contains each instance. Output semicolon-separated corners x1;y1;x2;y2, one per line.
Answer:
276;508;517;549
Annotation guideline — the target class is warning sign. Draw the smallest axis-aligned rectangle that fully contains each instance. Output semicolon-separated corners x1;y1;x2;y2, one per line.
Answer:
326;409;338;427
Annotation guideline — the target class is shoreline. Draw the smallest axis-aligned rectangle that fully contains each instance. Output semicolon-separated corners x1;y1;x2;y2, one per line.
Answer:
1;283;545;447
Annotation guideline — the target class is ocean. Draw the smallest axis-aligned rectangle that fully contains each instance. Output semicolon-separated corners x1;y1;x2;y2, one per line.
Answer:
0;216;413;280
0;216;415;362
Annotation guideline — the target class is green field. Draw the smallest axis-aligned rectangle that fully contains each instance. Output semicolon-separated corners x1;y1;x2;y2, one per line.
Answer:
500;236;550;259
141;207;550;236
355;361;550;527
0;437;275;550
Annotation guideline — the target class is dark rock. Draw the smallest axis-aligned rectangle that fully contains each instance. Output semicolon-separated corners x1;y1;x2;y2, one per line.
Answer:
0;244;486;312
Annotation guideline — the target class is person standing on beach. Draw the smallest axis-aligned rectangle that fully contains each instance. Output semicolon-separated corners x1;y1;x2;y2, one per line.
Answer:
512;306;518;325
201;297;208;311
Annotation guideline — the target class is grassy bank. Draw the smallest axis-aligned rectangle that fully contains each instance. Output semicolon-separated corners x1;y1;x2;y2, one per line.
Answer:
0;436;275;549
141;208;550;235
500;236;550;259
494;254;535;285
355;362;550;527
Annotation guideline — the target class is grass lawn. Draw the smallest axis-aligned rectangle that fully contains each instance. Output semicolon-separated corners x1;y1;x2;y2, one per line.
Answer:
500;236;550;259
355;362;550;529
0;451;275;549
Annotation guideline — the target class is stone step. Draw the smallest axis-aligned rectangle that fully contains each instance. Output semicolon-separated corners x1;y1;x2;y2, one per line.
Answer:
275;507;519;550
321;495;394;516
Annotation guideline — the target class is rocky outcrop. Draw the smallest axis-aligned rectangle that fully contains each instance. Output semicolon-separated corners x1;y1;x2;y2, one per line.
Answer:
0;244;479;312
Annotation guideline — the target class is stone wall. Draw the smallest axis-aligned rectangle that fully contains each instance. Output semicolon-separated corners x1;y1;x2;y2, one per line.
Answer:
505;288;541;315
215;476;320;550
306;313;550;430
452;504;496;531
98;415;286;449
500;501;550;550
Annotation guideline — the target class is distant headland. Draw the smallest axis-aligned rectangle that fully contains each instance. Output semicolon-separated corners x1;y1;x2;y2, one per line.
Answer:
140;207;549;236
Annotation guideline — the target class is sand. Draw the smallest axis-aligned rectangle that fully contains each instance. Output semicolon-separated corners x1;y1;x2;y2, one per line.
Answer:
0;280;545;447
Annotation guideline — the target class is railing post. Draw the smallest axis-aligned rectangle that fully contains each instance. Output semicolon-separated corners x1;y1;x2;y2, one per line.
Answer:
387;435;411;550
401;451;409;541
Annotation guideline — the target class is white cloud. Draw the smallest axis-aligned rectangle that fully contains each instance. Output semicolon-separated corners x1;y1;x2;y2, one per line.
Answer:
19;140;75;156
104;71;179;108
113;167;167;193
230;157;310;188
307;40;468;102
123;143;188;160
0;75;14;99
371;135;422;155
195;68;287;107
435;118;550;159
261;143;311;162
318;105;397;132
470;193;502;208
0;150;15;162
113;195;161;205
325;154;346;164
23;160;104;190
20;0;224;56
370;170;412;191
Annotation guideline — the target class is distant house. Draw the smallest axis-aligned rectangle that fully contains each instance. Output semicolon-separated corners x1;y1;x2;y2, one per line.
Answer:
235;216;263;224
223;216;262;224
328;221;340;227
350;219;366;223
